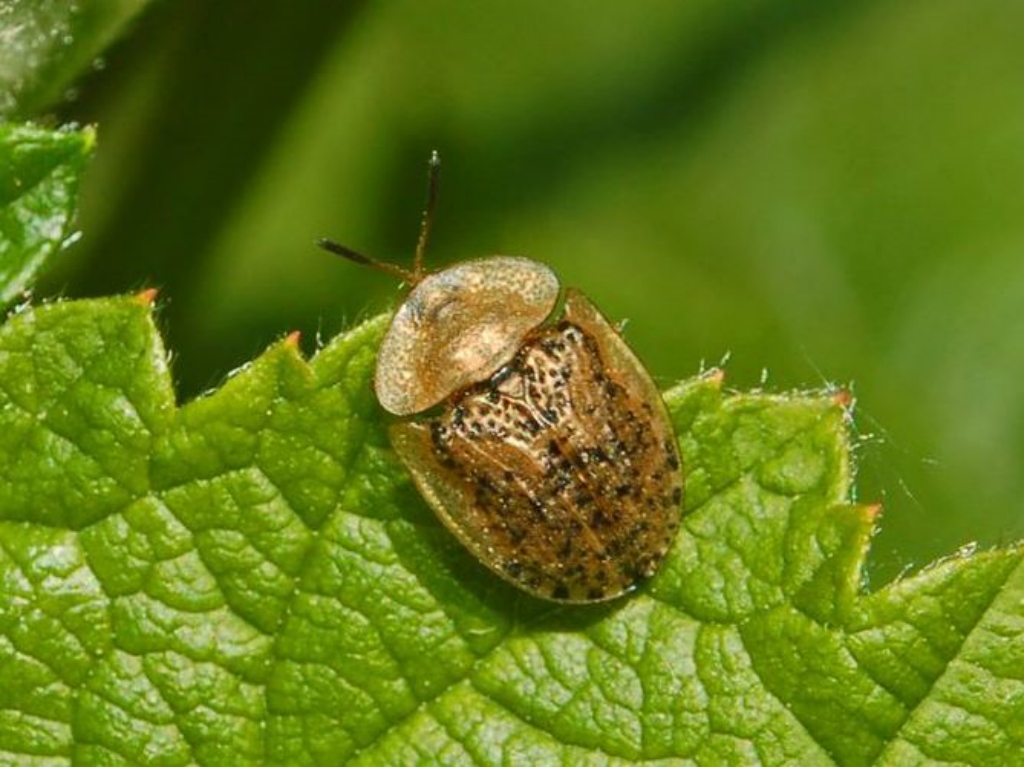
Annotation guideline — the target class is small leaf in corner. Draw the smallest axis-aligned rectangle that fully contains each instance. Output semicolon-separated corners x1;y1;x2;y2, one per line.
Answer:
0;122;95;309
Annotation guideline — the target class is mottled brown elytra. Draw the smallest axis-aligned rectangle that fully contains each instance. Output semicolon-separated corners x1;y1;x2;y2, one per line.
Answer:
318;153;683;603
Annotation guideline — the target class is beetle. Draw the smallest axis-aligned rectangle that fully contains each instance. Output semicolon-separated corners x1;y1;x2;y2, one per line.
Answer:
319;153;682;603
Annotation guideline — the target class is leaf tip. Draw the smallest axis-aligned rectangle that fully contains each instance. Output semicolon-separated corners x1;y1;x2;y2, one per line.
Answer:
80;123;98;153
864;502;882;521
134;288;159;307
284;330;302;348
706;367;725;386
831;388;854;409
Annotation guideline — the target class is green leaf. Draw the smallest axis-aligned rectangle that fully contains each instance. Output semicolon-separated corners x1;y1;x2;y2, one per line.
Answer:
0;123;94;308
0;297;1020;765
0;0;151;118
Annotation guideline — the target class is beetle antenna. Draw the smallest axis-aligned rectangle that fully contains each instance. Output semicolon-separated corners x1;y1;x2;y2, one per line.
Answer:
316;238;416;284
413;150;441;280
318;151;440;286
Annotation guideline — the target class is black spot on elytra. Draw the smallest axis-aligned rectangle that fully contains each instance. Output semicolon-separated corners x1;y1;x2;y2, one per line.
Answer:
559;536;573;557
491;365;515;387
430;422;446;446
551;584;570;600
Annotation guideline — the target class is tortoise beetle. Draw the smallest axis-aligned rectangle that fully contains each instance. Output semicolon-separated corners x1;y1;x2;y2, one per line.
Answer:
319;153;682;603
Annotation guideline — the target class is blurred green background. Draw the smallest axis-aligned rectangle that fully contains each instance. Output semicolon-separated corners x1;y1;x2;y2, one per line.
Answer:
27;0;1024;582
